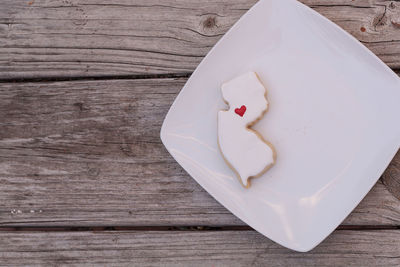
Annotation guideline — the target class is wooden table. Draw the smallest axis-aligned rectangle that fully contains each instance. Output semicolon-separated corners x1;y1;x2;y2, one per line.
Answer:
1;0;400;265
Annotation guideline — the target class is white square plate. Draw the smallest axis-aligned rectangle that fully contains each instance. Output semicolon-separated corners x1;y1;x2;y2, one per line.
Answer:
160;0;400;252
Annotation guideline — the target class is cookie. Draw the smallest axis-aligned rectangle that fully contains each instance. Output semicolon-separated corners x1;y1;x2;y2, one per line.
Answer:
218;72;276;188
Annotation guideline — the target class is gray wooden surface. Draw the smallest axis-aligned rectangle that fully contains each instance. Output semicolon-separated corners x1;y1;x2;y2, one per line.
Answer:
1;0;400;79
1;230;400;266
0;0;399;266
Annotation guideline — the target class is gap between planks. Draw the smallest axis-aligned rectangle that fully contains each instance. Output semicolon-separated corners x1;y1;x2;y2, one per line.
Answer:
0;225;399;233
0;73;192;84
0;68;399;83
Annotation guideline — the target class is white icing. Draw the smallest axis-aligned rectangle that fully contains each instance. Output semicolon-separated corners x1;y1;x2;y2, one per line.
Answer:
218;72;275;187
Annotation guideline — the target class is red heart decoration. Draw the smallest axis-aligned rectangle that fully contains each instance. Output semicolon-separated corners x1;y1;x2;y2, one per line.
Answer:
235;105;247;117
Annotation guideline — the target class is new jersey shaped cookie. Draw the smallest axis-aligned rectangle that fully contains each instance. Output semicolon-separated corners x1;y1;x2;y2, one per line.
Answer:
218;72;276;188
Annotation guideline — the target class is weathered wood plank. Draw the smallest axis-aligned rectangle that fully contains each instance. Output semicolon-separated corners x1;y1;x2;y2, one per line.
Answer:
0;0;399;79
0;230;399;266
0;78;399;227
383;150;400;200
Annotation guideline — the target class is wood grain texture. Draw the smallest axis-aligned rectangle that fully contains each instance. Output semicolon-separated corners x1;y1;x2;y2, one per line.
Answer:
1;0;399;79
1;78;399;227
383;150;400;200
0;230;399;266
